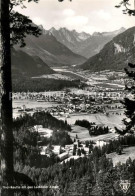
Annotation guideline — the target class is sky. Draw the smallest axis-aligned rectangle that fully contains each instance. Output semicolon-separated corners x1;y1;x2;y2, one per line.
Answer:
15;0;135;34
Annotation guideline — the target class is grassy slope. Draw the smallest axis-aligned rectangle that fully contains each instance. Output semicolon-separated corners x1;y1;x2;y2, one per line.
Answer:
106;147;135;166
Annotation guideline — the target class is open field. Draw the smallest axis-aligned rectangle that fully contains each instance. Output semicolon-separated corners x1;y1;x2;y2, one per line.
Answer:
59;113;124;128
13;100;59;109
59;71;86;81
53;68;87;81
106;147;135;166
32;73;73;81
69;125;119;142
95;82;124;89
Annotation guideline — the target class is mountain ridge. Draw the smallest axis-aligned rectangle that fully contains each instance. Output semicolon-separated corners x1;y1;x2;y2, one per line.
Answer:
79;26;135;72
14;27;87;67
47;26;126;58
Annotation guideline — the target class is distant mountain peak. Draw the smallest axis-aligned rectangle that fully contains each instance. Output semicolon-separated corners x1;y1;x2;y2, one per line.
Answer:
38;25;47;34
92;27;126;37
50;27;56;32
120;27;126;31
59;27;68;33
38;24;44;30
92;32;102;36
72;29;77;33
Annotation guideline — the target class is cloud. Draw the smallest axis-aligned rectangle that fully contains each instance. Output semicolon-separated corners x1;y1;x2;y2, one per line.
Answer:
15;0;135;34
63;9;75;16
96;10;112;21
65;16;89;26
32;17;45;25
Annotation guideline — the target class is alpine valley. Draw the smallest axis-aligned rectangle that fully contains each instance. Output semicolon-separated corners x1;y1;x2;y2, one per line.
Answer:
49;26;125;58
79;26;135;71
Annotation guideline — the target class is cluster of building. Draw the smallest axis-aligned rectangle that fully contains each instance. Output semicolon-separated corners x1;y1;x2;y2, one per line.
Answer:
13;70;127;119
33;124;114;163
13;88;125;119
39;139;112;163
12;91;65;102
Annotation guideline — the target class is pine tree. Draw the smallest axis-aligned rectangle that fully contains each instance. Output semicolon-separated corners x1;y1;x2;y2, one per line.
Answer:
1;1;40;195
1;1;14;195
10;0;41;47
122;63;135;134
115;0;135;16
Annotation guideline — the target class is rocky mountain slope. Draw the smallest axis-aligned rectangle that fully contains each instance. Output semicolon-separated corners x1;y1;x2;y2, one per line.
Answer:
14;27;86;67
49;27;125;58
79;26;135;72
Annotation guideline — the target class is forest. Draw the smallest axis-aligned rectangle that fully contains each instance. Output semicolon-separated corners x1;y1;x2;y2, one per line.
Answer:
12;76;81;92
1;0;135;195
14;133;135;196
13;112;72;168
11;112;135;195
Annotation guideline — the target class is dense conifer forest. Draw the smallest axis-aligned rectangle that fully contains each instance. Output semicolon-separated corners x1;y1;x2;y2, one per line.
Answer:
11;112;135;195
12;76;81;92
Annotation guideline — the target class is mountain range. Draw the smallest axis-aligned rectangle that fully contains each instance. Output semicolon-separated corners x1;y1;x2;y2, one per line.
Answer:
14;28;86;67
79;26;135;71
48;27;126;58
12;25;134;75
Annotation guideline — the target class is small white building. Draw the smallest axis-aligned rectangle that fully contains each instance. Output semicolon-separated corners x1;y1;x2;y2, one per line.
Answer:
58;152;68;161
53;145;61;155
83;147;89;155
65;144;73;150
109;128;116;133
96;140;107;148
40;146;47;155
34;125;53;138
34;125;43;131
21;105;26;111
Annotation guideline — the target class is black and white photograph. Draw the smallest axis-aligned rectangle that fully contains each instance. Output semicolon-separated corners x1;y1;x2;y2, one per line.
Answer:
1;0;135;195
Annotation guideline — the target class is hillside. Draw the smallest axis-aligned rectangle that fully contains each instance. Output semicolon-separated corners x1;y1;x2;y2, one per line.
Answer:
79;26;135;71
49;27;125;58
14;28;86;67
11;48;54;77
11;49;81;92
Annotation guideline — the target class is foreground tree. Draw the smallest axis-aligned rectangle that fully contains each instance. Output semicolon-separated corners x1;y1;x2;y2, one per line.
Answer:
1;0;40;195
1;0;72;195
122;63;135;134
1;0;14;195
115;0;135;15
10;0;41;47
115;1;135;134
